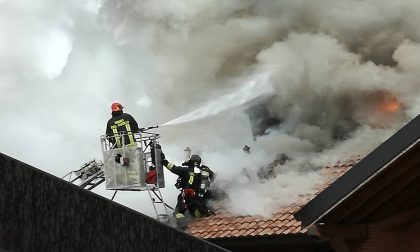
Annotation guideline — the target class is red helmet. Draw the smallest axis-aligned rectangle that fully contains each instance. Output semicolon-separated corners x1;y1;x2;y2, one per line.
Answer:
111;102;124;112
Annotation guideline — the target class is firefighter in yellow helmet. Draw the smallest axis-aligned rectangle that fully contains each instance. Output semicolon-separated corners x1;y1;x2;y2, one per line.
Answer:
105;102;139;148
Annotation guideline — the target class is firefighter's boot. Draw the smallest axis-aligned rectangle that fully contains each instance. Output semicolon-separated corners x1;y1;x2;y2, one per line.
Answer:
175;213;188;230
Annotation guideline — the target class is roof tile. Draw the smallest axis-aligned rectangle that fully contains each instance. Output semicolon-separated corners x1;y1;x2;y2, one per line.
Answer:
244;228;256;236
186;158;357;239
279;214;289;221
235;229;248;237
259;228;274;236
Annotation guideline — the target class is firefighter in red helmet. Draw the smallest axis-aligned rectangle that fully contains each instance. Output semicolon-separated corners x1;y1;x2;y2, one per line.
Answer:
106;102;139;148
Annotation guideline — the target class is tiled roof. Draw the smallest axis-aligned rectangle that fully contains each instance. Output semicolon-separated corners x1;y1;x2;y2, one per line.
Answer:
187;157;360;239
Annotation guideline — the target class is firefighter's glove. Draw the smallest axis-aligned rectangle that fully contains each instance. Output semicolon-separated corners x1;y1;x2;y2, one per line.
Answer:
175;177;182;189
200;165;209;171
161;158;169;167
182;160;193;167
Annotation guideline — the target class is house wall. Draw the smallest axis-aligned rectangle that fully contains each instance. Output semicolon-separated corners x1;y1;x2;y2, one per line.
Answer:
0;152;226;252
349;219;420;252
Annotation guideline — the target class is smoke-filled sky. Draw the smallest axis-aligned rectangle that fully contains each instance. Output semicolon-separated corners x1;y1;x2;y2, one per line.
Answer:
1;0;420;217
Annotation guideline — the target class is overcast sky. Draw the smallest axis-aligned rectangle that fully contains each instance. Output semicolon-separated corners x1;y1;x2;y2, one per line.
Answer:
1;0;420;217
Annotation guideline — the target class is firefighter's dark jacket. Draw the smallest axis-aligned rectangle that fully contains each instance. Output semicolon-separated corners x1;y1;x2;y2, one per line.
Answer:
106;111;139;148
161;159;215;191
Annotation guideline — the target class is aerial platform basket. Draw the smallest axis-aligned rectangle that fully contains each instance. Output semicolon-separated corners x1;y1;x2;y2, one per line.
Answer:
100;131;165;191
63;130;169;222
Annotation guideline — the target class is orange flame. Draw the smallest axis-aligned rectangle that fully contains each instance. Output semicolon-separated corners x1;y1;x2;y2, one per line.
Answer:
379;96;401;113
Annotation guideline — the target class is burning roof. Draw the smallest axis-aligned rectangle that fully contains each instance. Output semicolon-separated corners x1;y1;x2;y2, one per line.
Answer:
186;157;360;239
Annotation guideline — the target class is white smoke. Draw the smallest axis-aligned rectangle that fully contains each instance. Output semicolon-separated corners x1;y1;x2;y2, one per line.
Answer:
1;0;420;217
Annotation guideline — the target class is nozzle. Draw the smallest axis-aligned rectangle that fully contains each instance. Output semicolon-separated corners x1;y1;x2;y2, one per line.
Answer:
140;125;160;132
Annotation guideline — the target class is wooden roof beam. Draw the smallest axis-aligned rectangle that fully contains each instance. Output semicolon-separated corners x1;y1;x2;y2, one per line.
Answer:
311;223;368;241
374;206;420;231
344;156;420;223
321;148;419;223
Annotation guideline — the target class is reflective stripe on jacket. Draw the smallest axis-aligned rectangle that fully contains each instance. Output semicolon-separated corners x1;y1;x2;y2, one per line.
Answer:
106;112;139;148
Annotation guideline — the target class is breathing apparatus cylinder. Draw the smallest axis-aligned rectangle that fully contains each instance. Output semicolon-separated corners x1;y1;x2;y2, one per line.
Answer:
198;168;210;197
